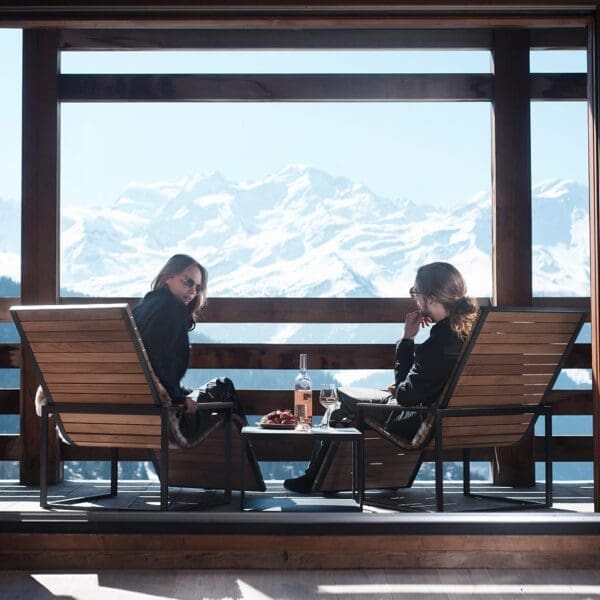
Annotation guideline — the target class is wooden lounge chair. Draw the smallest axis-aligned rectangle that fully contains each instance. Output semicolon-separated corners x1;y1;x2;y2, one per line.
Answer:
313;306;586;511
11;303;265;510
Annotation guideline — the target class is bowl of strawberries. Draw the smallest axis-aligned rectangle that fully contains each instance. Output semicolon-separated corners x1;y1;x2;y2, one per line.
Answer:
259;409;298;429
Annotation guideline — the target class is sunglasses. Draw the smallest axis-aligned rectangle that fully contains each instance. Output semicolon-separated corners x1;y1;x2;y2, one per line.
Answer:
180;276;203;295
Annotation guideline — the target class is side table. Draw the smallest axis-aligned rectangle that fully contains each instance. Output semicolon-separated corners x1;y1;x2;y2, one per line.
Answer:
240;425;364;511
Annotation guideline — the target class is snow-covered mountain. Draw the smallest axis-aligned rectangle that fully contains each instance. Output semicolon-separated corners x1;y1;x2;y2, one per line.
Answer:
0;167;591;298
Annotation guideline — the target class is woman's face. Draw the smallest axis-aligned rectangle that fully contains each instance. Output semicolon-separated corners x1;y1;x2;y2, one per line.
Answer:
410;282;429;315
165;265;203;305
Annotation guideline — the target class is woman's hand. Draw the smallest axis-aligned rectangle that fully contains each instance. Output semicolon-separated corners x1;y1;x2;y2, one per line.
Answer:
183;397;198;414
403;310;432;339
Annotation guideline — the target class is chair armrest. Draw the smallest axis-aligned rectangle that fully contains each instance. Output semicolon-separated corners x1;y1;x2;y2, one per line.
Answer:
355;403;435;414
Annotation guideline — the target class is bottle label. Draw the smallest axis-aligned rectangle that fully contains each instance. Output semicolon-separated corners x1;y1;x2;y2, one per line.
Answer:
294;390;313;426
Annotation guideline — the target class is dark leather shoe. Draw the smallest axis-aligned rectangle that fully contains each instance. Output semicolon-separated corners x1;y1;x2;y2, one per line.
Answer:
283;474;313;494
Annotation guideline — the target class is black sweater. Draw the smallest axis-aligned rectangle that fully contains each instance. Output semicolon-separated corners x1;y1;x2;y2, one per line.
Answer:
132;287;192;404
393;317;464;408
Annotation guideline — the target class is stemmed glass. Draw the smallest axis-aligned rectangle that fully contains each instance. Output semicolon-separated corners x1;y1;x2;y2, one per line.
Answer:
319;384;338;429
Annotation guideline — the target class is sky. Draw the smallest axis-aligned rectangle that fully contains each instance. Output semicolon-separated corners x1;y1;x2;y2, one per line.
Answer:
0;28;589;212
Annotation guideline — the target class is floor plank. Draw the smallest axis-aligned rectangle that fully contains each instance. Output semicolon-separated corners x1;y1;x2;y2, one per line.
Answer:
4;569;600;599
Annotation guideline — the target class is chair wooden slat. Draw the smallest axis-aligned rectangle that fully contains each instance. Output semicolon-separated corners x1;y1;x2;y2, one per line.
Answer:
68;433;161;444
16;307;128;321
462;364;555;375
21;319;127;332
31;341;137;353
441;424;530;436
50;393;154;404
48;383;151;394
453;384;545;396
37;362;146;374
36;352;140;363
486;311;582;323
466;353;564;366
26;330;132;343
65;423;161;435
59;414;161;426
458;374;554;386
476;333;573;344
441;435;525;447
442;414;533;427
471;343;567;354
480;321;581;333
451;395;543;407
45;373;148;384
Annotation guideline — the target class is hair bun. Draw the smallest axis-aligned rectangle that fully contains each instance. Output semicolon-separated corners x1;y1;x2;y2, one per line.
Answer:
455;296;478;314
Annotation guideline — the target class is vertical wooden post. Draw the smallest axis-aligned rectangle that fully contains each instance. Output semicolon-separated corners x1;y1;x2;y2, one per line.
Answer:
589;11;600;513
20;29;61;485
491;29;535;487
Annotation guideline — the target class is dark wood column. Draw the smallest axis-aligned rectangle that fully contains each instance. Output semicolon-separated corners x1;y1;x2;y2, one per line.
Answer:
491;29;535;487
20;29;61;485
589;11;600;513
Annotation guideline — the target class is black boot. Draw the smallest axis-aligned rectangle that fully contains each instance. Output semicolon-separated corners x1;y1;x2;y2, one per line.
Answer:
283;474;314;494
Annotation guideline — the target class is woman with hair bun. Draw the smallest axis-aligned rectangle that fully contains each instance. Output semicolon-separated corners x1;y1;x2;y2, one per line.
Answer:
284;261;479;494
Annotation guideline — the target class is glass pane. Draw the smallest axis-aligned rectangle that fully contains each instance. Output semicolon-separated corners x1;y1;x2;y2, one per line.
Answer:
0;29;22;294
61;50;491;74
531;102;589;296
530;50;587;73
60;102;492;298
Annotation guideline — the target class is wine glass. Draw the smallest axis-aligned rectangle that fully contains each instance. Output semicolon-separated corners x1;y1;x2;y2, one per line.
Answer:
319;384;338;429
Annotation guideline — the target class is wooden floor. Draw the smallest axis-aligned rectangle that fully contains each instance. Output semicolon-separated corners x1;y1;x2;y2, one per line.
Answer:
3;567;600;599
0;479;594;513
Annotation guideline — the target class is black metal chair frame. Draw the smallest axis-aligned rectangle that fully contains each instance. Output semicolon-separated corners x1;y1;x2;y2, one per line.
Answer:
40;401;232;511
357;399;552;513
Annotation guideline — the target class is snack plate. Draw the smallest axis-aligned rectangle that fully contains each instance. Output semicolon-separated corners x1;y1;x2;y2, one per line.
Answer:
258;421;297;430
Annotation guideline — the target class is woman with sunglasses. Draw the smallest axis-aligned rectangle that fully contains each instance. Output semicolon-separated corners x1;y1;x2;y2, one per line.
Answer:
132;254;243;442
284;261;479;494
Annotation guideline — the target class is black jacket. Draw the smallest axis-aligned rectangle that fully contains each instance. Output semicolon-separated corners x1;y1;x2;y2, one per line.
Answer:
132;287;192;404
393;317;464;408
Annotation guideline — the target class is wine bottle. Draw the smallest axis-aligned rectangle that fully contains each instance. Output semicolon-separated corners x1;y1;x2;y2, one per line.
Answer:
294;353;312;428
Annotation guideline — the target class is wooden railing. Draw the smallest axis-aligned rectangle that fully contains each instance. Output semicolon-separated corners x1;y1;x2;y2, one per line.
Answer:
0;296;592;468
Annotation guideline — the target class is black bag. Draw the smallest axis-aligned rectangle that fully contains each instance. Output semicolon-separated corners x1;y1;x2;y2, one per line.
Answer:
178;377;246;443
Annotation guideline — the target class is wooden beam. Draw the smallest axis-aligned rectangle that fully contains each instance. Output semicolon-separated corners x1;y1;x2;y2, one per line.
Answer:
535;434;593;461
548;390;593;415
530;73;587;100
59;28;495;50
1;295;588;323
0;435;19;461
0;389;19;415
590;7;600;513
59;73;494;102
54;296;492;323
3;530;600;570
20;29;61;486
0;340;592;370
58;26;587;52
491;29;534;488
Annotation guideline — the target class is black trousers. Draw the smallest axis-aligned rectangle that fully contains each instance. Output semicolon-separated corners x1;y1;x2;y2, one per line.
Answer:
301;388;423;483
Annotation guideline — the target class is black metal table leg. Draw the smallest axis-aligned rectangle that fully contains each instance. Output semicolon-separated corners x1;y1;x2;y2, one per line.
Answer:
240;432;246;511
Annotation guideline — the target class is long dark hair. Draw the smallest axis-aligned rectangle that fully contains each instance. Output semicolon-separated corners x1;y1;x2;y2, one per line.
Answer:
415;262;479;341
151;254;208;330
